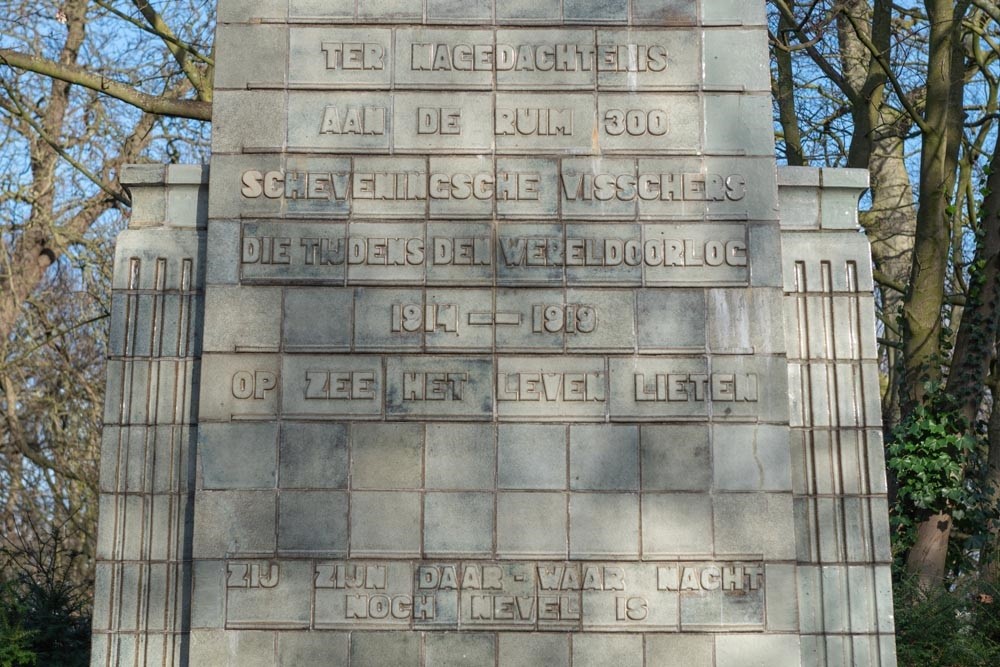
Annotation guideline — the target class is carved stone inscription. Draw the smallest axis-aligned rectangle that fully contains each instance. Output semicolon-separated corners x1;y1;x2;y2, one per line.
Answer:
238;220;750;286
287;28;700;91
225;560;766;632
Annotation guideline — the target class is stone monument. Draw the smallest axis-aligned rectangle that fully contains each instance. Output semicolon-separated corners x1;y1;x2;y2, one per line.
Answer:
92;1;896;665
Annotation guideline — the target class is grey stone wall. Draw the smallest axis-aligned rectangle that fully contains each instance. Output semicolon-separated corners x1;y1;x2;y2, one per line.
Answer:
92;2;895;665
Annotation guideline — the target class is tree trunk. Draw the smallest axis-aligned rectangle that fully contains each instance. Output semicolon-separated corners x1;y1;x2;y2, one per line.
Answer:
906;512;953;585
903;0;969;588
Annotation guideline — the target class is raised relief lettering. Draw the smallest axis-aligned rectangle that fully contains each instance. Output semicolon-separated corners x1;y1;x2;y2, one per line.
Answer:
241;170;350;201
501;236;748;268
320;106;386;135
496;108;573;136
300;238;346;266
604;109;668;136
402;372;468;400
322;42;385;70
432;237;491;265
634;373;758;402
316;564;388;590
240;560;766;630
417;107;462;135
227;562;280;589
348;237;424;266
615;597;649;621
242;236;291;265
231;370;277;400
410;40;668;73
497;372;606;402
562;172;748;202
304;370;377;400
532;304;597;334
391;303;458;333
657;565;763;592
353;172;427;201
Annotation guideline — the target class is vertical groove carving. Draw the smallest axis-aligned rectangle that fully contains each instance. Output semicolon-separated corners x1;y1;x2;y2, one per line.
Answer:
786;241;895;666
95;237;203;667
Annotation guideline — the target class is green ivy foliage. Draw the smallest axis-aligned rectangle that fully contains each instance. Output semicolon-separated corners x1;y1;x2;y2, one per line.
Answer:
886;387;997;564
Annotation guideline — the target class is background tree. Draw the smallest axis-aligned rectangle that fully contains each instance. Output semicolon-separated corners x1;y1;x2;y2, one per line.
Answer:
2;0;1000;658
0;0;212;584
770;0;1000;589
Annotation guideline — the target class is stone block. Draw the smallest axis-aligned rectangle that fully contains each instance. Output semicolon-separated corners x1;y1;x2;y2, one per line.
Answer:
565;0;629;22
641;425;711;491
714;493;796;559
396;92;493;153
499;633;569;667
631;0;697;25
278;491;349;553
497;491;567;557
426;221;494;285
572;634;643;667
564;223;643;287
352;423;424;489
357;0;422;21
354;287;425;351
426;423;495;490
212;91;285;154
642;493;713;557
427;0;493;22
350;491;422;556
192;490;276;557
704;94;775;156
563;288;637;352
395;28;494;89
708;287;785;354
426;288;495;352
645;635;713;666
277;632;349;666
191;560;226;628
598;93;700;153
424;492;494;556
206;220;240;284
281;354;383;419
716;634;801;667
495;92;595;154
214;25;286;90
765;563;800;631
712;424;792;492
202;285;282;352
496;156;561;218
569;493;639;558
218;0;287;22
200;353;281;422
569;424;639;490
279;422;349;489
496;222;564;286
226;560;313;628
637;288;706;351
189;630;274;666
703;29;770;92
351;632;420;667
386;355;494;419
425;632;495;667
702;0;768;25
199;422;277;489
498;424;568;490
283;287;354;351
497;0;562;22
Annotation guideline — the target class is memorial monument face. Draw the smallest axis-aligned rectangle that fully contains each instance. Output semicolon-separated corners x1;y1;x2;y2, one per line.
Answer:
92;1;897;665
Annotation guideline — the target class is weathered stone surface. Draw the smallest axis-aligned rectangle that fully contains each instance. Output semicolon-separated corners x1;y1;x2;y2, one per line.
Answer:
94;1;894;665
